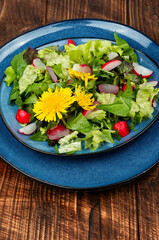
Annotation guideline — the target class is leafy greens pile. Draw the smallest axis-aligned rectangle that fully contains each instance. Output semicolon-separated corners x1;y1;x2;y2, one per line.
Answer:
4;32;159;154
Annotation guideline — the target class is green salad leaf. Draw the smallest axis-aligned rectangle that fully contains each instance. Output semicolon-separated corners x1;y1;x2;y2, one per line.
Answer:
98;79;132;117
4;66;16;86
66;113;92;132
19;65;44;94
11;50;27;79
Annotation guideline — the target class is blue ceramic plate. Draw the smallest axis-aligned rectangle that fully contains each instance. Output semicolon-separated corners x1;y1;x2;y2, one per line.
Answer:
0;19;159;189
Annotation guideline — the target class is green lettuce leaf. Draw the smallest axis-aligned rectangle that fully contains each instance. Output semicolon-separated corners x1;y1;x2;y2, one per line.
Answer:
39;49;71;77
86;110;106;121
38;46;59;59
58;131;81;154
59;141;81;154
66;113;92;132
65;40;112;66
84;129;114;151
4;66;16;86
129;83;159;121
19;65;44;94
114;32;138;62
98;79;132;116
96;92;116;104
11;50;27;79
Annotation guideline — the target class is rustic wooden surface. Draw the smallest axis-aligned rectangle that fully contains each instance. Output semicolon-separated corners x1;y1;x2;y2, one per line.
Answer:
0;0;159;239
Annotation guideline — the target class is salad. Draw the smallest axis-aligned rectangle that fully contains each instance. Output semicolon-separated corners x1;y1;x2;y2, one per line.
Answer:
4;32;159;154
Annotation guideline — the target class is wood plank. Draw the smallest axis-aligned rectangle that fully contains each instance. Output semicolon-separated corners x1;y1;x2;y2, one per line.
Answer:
129;1;159;239
46;0;128;24
27;185;77;240
46;0;88;23
0;0;46;46
86;0;128;24
100;184;138;239
0;160;33;240
135;165;159;240
129;0;159;43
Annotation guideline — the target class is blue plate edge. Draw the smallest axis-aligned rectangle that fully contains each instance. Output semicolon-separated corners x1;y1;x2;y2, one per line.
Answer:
0;152;158;191
0;18;159;51
0;19;159;190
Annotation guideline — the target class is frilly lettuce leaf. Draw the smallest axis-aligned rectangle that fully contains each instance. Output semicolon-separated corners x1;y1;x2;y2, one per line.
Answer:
58;131;81;154
85;110;106;121
19;65;44;94
65;40;112;66
38;46;59;59
96;92;116;104
129;82;159;121
40;50;71;78
84;129;114;151
4;66;16;86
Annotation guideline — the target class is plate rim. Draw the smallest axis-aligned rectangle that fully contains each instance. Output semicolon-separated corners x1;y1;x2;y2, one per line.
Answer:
0;18;159;50
0;19;159;190
0;152;158;191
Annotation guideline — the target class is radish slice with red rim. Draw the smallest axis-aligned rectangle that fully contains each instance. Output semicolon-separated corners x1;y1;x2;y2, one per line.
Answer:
46;66;58;82
68;39;76;46
47;125;70;140
33;58;45;69
132;62;153;78
72;64;93;75
101;60;122;71
48;129;70;141
98;84;119;95
19;122;37;135
146;81;158;86
152;99;157;108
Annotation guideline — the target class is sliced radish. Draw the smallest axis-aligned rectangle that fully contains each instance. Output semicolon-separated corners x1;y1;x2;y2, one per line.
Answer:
16;109;32;124
19;122;37;135
132;62;153;78
113;121;130;137
98;84;119;95
146;80;158;86
122;83;133;92
72;64;93;75
67;78;74;85
101;60;122;71
47;125;70;141
107;52;118;60
46;66;58;82
33;58;45;69
152;98;157;108
68;39;76;46
82;101;101;117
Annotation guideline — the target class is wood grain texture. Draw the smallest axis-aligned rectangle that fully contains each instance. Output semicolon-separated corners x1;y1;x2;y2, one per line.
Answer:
46;0;88;23
136;166;159;240
128;1;159;238
129;0;159;43
0;0;159;239
0;0;46;46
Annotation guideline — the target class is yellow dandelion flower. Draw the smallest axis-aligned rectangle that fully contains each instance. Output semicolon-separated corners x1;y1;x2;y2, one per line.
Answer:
74;85;96;110
69;68;97;87
33;87;75;122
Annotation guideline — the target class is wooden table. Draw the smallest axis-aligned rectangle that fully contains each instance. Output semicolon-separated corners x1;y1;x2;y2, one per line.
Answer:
0;0;159;239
